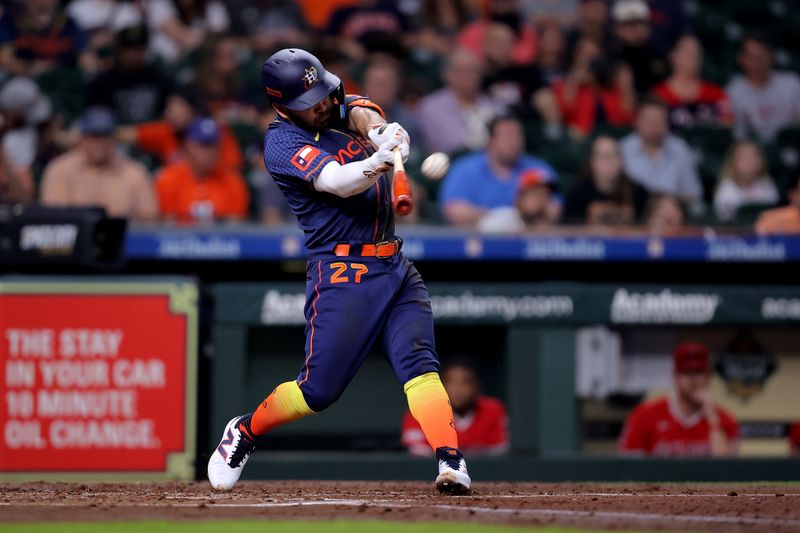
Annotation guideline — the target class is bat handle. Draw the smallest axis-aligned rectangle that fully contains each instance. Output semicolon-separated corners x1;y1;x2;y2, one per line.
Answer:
393;147;404;169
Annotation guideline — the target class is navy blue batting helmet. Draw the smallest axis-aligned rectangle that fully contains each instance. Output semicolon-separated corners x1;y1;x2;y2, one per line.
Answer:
261;48;345;119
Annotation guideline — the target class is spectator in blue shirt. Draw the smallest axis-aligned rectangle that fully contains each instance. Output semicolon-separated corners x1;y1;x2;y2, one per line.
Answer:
440;114;560;227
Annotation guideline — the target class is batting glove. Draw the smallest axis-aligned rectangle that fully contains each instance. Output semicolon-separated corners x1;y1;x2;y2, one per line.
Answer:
368;122;411;148
366;137;409;174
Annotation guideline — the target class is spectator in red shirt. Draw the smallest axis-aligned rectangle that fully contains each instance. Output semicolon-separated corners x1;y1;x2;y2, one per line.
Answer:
118;88;243;172
652;35;732;131
552;37;636;137
619;341;739;457
402;360;509;456
155;117;249;222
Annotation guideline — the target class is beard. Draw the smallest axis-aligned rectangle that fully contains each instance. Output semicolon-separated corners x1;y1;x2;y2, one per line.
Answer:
285;104;333;131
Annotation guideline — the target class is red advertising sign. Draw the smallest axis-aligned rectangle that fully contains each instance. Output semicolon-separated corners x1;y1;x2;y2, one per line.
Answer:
0;281;197;478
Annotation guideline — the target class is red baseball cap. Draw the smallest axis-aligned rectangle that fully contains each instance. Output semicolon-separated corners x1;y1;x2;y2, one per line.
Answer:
674;342;711;374
518;169;553;192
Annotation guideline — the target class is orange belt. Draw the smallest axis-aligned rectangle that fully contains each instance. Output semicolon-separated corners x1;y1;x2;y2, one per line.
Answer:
334;239;400;258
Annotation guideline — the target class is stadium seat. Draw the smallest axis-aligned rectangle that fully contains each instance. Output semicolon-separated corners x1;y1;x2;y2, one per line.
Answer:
682;126;733;205
35;67;86;123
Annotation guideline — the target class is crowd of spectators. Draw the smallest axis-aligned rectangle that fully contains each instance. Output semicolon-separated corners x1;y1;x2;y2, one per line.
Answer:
1;0;799;234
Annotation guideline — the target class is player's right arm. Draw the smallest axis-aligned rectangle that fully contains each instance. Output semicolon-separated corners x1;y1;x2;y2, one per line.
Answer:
315;137;408;197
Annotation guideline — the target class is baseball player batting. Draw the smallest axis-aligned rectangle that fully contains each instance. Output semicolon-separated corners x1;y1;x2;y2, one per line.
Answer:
208;48;471;494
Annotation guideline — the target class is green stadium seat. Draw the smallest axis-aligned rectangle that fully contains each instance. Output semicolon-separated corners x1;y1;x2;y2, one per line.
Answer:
35;67;87;123
537;136;589;187
766;127;800;194
682;126;733;205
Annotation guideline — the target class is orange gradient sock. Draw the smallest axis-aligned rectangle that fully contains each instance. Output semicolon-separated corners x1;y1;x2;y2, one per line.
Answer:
404;372;459;451
249;381;315;436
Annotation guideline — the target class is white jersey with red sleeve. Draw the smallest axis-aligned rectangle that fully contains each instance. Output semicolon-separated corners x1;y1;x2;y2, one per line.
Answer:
619;395;739;457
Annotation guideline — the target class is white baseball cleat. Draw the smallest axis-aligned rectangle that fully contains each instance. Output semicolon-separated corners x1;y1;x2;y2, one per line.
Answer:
435;446;471;495
207;414;256;491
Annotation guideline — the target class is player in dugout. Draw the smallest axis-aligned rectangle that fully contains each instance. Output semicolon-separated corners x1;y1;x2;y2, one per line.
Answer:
208;49;471;494
402;359;510;456
619;341;739;457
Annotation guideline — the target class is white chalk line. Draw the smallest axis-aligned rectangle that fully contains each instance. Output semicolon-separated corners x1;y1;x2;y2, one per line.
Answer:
2;498;799;528
156;492;798;501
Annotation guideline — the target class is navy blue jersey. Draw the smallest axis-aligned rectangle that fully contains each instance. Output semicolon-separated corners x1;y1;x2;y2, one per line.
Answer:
263;97;395;251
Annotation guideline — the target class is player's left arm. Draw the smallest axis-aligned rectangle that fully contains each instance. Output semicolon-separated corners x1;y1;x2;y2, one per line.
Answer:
347;104;386;140
346;97;410;152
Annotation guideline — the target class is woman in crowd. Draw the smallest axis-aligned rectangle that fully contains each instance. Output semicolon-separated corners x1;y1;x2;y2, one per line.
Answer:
190;36;258;124
713;140;779;222
564;135;648;225
644;194;685;235
652;34;732;131
551;38;635;137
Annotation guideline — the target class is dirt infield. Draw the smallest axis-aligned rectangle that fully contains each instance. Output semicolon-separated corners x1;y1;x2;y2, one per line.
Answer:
1;481;799;532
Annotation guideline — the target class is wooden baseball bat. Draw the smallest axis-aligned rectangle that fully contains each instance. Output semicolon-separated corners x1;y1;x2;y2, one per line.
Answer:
392;147;413;216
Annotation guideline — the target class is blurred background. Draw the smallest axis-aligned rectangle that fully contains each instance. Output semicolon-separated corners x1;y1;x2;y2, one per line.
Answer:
1;0;800;482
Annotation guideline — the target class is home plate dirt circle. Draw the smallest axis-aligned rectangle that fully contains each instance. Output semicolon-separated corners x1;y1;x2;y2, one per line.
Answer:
2;481;799;532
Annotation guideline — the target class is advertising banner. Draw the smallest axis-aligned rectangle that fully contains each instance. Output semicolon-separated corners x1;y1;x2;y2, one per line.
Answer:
0;279;197;480
213;283;800;327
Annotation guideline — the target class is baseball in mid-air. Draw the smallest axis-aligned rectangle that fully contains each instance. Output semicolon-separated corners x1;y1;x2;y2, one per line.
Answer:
421;152;450;180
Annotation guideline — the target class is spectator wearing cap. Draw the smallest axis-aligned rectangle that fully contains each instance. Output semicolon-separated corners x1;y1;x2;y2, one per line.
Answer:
155;117;249;222
118;89;242;171
619;341;739;457
727;35;800;144
86;24;174;125
609;0;668;95
40;107;158;220
0;77;52;169
620;97;703;215
416;48;500;155
440;114;559;227
0;0;91;76
477;168;558;233
563;136;648;226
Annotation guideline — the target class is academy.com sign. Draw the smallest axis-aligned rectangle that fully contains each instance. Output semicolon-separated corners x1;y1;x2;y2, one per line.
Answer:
260;290;574;324
610;288;721;324
431;293;573;321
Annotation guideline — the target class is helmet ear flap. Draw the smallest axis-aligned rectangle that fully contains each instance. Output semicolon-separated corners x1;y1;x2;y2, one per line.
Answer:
332;83;346;120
